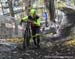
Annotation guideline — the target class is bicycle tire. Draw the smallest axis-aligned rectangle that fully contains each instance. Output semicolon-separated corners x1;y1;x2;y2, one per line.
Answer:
23;24;31;48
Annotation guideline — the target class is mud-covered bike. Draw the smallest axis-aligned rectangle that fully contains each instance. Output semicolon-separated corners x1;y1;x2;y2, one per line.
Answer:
20;21;32;49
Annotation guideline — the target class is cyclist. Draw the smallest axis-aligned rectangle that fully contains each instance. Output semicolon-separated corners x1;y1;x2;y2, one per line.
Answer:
20;9;41;48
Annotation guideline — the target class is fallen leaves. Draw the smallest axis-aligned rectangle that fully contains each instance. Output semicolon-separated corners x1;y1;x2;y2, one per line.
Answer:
7;37;24;44
64;39;75;47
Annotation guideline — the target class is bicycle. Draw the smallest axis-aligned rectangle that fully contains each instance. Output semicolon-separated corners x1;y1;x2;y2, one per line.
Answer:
21;21;32;49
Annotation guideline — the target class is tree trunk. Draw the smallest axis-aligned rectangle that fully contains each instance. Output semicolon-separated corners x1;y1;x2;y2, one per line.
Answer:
24;0;31;15
7;0;14;17
49;0;55;22
74;0;75;5
44;0;55;22
0;2;4;15
7;0;18;35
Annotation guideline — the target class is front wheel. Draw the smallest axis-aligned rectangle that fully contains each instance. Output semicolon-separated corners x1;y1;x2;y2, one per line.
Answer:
23;30;26;49
23;29;31;49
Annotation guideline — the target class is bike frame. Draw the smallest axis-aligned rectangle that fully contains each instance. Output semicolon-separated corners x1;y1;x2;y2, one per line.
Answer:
23;22;32;48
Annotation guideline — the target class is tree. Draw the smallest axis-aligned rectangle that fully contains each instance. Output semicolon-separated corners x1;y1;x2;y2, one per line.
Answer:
74;0;75;5
0;1;4;15
7;0;18;35
44;0;55;22
7;0;14;17
23;0;32;15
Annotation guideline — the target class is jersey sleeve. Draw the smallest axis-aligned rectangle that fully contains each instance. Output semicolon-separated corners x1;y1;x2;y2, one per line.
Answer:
34;18;41;26
21;16;28;22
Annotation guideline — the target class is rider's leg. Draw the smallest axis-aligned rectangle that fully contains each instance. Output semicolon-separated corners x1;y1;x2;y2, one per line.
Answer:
32;29;37;46
36;36;40;48
36;28;40;48
26;37;30;46
33;36;37;45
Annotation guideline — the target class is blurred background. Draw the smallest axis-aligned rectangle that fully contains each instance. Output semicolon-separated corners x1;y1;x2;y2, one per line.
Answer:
0;0;75;59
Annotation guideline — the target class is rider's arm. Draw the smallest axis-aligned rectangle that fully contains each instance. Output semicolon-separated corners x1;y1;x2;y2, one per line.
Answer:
33;18;41;26
20;16;28;25
21;16;28;22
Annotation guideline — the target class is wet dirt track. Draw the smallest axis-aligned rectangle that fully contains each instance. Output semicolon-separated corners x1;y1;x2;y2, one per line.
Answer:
0;40;74;59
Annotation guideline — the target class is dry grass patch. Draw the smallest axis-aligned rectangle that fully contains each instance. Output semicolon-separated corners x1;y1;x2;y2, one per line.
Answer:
7;37;24;44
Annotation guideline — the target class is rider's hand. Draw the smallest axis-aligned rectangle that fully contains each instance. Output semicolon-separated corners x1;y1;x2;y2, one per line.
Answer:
28;20;33;23
28;20;36;25
20;22;22;26
20;20;23;25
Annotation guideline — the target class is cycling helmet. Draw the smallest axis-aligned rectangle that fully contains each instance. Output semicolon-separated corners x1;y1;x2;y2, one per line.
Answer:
30;9;36;15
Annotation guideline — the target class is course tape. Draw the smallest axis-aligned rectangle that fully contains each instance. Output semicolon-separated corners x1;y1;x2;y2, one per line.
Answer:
29;32;53;40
